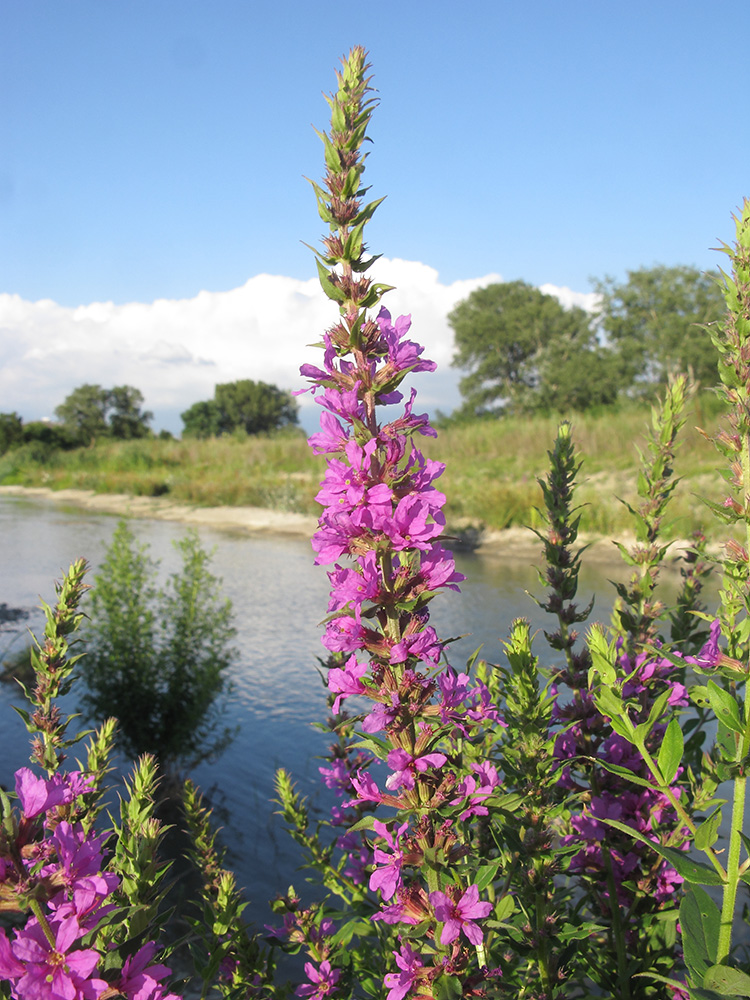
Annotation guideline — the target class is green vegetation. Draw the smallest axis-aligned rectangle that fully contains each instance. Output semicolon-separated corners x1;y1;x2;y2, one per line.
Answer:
81;520;236;769
449;265;724;418
181;378;298;438
449;279;618;415
55;383;153;444
594;264;725;391
0;401;727;542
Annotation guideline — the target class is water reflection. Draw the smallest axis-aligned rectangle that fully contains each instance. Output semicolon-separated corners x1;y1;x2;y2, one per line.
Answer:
0;494;694;927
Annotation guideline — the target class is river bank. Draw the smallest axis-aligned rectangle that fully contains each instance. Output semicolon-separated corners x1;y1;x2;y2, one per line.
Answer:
0;483;701;566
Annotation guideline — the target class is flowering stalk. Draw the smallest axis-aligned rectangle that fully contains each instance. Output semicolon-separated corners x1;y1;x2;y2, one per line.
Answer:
0;563;181;1000
13;557;89;775
290;47;506;998
547;408;702;996
612;374;690;649
699;198;750;968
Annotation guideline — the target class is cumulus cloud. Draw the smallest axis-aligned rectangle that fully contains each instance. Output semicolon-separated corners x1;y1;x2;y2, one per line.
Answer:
0;260;594;433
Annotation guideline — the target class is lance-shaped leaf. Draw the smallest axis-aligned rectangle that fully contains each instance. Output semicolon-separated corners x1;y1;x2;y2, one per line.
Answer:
681;886;720;984
603;818;725;885
657;716;685;786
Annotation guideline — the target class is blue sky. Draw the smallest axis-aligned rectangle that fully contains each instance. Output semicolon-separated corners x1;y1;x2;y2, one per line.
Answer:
1;1;748;431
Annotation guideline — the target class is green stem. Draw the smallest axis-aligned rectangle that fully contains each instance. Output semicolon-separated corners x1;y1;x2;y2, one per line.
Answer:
717;426;750;960
28;898;56;949
718;773;747;961
588;765;631;999
534;887;551;993
636;741;727;879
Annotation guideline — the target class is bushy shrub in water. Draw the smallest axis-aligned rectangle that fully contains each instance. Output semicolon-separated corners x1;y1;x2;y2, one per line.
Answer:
80;520;236;770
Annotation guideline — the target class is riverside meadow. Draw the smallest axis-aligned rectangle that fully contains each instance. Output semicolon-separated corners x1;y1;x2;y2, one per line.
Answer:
3;44;750;1000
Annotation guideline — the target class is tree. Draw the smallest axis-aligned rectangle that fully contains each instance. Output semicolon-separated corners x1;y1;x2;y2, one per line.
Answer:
181;400;222;439
181;379;298;438
530;334;622;413
55;384;153;445
0;412;23;455
55;384;109;443
449;281;599;414
108;385;153;439
593;265;725;391
81;521;236;769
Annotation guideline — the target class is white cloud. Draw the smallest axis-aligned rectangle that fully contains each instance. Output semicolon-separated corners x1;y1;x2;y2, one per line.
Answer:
538;282;601;314
0;262;594;433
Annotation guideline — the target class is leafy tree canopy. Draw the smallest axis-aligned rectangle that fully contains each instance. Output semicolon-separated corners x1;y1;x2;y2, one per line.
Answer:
0;412;23;455
593;264;725;391
54;384;152;445
181;379;298;438
449;281;605;414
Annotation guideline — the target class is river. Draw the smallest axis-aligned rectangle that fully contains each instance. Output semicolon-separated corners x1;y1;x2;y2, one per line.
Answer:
0;493;679;929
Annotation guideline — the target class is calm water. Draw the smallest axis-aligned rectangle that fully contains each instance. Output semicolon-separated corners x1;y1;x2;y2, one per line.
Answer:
0;494;676;927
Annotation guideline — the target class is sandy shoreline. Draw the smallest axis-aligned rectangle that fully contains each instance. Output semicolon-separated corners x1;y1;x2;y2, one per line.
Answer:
0;483;657;565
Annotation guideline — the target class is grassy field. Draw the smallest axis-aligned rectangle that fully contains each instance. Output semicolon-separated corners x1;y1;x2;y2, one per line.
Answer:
0;400;728;542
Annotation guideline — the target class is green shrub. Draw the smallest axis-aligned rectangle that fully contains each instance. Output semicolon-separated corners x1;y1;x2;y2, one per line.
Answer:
81;520;236;770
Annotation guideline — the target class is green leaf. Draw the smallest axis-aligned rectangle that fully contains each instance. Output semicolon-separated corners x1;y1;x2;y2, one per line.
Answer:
603;819;724;885
351;736;389;761
587;624;618;684
694;807;723;852
474;860;504;892
494;894;515;922
635;688;673;745
707;681;744;736
703;965;750;996
680;887;720;982
12;705;37;734
596;760;659;790
314;258;347;303
435;975;463;1000
557;921;605;942
658;717;685;786
346;814;376;833
594;687;626;723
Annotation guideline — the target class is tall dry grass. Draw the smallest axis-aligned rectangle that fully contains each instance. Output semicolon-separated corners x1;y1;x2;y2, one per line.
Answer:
0;402;726;540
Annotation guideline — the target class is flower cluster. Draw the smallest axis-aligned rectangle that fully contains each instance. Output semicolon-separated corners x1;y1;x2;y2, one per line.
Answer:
554;631;721;912
296;299;506;996
0;766;179;1000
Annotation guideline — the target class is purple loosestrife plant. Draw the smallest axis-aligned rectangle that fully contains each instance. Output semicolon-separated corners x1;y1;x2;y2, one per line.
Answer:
580;208;750;994
543;403;699;997
273;47;510;1000
0;561;181;1000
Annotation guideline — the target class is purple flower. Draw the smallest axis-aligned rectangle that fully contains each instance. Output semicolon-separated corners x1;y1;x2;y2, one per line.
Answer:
383;942;424;1000
295;959;341;999
369;820;408;901
319;759;353;795
429;883;492;946
308;411;348;455
327;655;369;713
385;749;447;791
15;768;92;820
10;912;106;999
350;771;385;804
117;941;175;1000
361;695;400;733
375;308;436;375
0;929;24;981
687;618;722;669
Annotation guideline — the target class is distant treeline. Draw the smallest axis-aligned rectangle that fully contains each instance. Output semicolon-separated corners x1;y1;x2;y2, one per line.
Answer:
1;263;724;456
0;379;299;457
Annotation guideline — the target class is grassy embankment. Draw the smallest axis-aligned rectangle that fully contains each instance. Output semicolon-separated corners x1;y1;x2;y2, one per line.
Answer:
0;402;727;542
